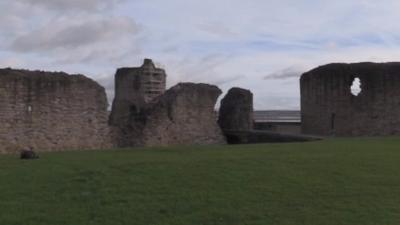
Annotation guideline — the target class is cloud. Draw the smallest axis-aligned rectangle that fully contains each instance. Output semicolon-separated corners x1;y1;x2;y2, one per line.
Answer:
197;22;238;37
214;74;245;86
264;66;306;80
14;0;125;11
95;73;116;106
11;17;139;52
4;0;400;111
0;57;25;68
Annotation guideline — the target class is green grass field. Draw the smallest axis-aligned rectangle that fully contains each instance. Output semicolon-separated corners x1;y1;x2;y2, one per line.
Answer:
1;138;400;225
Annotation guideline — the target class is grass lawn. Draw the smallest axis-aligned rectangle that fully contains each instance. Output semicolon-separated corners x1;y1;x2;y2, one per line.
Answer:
1;138;400;225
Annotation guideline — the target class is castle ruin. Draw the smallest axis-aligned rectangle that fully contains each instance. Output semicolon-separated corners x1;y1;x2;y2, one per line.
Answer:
218;87;254;131
301;62;400;136
3;58;394;153
127;83;226;146
0;59;226;153
0;68;111;153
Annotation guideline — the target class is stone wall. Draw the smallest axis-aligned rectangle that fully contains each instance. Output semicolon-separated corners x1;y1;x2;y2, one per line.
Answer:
218;87;254;131
121;83;226;146
301;62;400;136
0;68;111;153
0;60;229;153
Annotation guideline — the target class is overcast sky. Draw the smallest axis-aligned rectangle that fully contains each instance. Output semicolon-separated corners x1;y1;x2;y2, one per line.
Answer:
1;0;400;109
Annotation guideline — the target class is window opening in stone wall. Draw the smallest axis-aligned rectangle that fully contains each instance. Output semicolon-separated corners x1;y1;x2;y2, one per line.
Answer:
350;77;362;96
27;105;32;113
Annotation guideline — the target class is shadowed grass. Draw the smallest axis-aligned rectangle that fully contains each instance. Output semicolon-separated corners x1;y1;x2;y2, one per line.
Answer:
1;138;400;225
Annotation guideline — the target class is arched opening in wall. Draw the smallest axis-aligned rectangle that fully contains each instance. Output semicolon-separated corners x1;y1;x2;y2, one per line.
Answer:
350;77;362;96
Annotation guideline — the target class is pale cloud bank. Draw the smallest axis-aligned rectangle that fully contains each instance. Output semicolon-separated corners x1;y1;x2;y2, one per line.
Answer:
14;0;125;11
1;0;400;109
11;18;139;52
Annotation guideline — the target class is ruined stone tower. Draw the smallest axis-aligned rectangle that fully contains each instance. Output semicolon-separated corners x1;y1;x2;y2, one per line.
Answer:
109;59;167;126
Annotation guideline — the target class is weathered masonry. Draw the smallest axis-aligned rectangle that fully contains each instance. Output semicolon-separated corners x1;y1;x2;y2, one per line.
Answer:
301;62;400;136
218;87;254;131
108;59;225;147
0;68;111;153
127;83;226;146
109;58;166;126
0;59;228;153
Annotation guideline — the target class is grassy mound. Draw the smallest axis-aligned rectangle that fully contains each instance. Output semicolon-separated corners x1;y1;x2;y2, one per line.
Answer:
1;138;400;225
